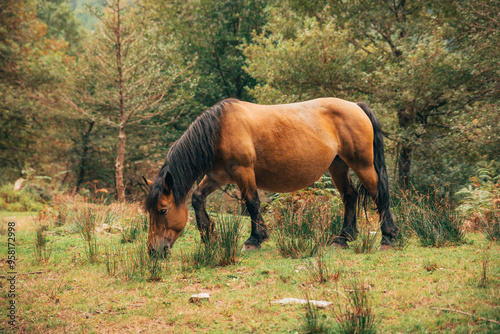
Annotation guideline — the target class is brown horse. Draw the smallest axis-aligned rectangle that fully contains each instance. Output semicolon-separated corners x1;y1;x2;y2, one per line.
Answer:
144;98;399;256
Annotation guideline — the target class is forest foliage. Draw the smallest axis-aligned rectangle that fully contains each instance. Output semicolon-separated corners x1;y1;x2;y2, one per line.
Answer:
0;0;498;203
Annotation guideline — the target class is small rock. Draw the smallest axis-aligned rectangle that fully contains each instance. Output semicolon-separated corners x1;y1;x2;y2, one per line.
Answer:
189;293;210;304
14;178;24;191
271;298;332;308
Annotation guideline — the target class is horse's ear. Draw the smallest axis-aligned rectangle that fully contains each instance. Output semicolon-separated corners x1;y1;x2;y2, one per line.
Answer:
142;176;152;187
164;172;174;190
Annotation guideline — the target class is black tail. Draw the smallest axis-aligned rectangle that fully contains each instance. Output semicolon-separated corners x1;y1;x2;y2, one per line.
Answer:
356;102;391;221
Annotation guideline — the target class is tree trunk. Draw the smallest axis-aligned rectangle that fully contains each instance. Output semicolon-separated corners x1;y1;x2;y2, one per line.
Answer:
114;0;127;201
76;120;95;191
398;144;412;188
115;126;126;201
397;106;413;188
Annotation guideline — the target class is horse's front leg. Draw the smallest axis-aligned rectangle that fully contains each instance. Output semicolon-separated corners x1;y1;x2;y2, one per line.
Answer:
192;176;221;243
241;189;269;251
231;166;269;251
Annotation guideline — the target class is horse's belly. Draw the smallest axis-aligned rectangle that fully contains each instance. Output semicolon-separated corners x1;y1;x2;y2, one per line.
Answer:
253;145;335;193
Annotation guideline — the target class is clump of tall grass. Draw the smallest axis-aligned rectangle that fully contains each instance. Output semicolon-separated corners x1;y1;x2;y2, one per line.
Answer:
67;202;117;263
104;235;169;281
306;256;342;284
120;217;144;243
121;242;166;281
478;246;490;288
0;221;7;236
390;197;413;251
182;212;244;269
351;228;378;254
479;211;500;242
422;258;438;273
34;220;53;263
104;245;120;277
391;219;412;251
140;213;149;232
334;278;378;334
302;294;329;334
271;192;343;259
301;278;378;333
395;189;464;247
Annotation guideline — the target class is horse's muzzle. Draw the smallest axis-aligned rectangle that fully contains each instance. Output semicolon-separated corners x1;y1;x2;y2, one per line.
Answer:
148;241;171;258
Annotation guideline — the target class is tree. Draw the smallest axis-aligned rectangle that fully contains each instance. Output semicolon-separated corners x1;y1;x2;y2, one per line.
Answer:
62;0;195;200
0;0;78;183
37;0;84;52
244;0;497;189
144;0;270;109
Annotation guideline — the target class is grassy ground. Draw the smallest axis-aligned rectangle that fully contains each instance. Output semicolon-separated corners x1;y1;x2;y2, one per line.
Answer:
0;212;36;232
0;210;499;333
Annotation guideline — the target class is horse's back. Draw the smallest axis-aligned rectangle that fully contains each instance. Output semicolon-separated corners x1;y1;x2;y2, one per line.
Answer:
213;98;374;192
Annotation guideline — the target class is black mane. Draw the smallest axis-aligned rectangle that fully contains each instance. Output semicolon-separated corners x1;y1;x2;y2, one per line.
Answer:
145;99;237;211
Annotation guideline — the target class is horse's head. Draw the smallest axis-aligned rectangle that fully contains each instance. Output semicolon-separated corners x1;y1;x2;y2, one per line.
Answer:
143;172;188;257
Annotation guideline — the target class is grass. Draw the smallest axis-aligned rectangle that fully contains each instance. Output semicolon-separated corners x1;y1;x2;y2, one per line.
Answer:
66;201;118;263
302;295;329;333
120;216;144;243
34;219;53;263
351;228;378;254
478;246;491;288
0;211;37;232
306;256;342;284
301;278;378;333
394;190;466;247
182;212;244;269
104;236;169;282
480;210;500;242
271;194;342;258
0;202;499;333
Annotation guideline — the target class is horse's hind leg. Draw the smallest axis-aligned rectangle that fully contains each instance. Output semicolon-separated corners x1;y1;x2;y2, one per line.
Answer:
329;157;359;248
349;164;399;248
231;166;269;251
192;176;222;243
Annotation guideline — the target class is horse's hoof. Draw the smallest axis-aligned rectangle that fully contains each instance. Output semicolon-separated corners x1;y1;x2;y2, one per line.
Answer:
242;244;261;252
331;242;347;249
379;244;395;251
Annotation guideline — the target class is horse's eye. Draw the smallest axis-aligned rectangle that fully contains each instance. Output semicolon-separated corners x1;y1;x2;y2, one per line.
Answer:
159;209;168;215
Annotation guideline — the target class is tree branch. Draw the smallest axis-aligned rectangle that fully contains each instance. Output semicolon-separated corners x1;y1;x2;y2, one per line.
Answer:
430;307;500;325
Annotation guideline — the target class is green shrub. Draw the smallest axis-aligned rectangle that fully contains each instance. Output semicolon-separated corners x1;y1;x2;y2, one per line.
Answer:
456;167;500;241
456;167;499;219
480;211;500;242
0;183;45;212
